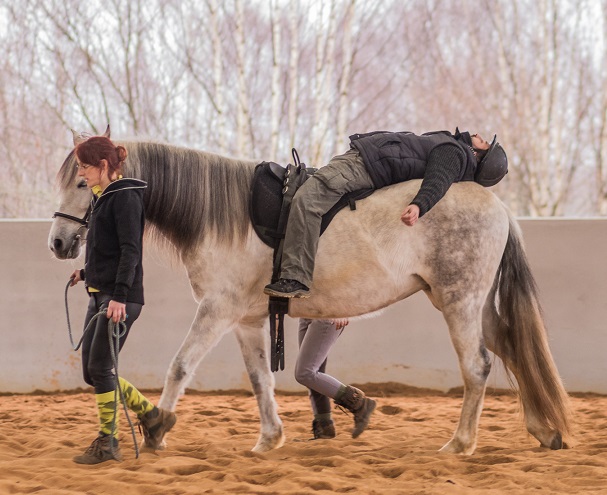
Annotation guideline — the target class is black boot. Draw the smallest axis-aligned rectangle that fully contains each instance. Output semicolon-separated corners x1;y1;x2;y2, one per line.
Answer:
264;279;310;298
334;386;376;438
311;419;336;440
73;433;122;464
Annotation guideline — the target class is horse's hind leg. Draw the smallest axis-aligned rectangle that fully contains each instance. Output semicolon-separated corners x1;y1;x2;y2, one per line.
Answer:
439;300;491;455
233;322;285;452
482;301;566;449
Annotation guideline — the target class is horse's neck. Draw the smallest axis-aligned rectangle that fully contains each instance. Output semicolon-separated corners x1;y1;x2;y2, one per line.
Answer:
125;141;256;255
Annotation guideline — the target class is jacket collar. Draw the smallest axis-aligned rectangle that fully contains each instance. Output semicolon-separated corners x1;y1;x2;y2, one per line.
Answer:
99;177;147;195
92;178;147;206
454;127;473;147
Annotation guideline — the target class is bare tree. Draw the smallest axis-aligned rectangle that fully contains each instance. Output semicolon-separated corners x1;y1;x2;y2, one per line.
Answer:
268;0;281;159
335;0;356;150
310;0;337;164
234;0;253;154
593;0;607;214
485;0;590;215
287;0;300;150
1;0;606;218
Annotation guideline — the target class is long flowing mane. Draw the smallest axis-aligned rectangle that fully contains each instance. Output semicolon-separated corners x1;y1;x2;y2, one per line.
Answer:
57;141;258;253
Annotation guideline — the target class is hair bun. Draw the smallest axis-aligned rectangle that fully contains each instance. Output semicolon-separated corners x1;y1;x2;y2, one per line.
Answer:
116;145;128;162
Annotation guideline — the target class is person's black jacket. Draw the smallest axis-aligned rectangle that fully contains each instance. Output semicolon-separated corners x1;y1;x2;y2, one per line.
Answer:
349;130;478;217
81;178;147;304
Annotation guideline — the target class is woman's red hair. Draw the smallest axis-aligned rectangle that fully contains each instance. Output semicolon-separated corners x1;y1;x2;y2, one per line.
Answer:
75;136;127;177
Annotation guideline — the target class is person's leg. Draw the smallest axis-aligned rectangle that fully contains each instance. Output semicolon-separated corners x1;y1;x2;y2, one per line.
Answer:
279;178;344;288
333;384;377;439
86;295;140;394
271;150;374;291
87;296;141;434
80;294;101;388
74;294;141;464
311;350;332;416
116;375;177;450
295;318;376;438
118;376;154;416
297;319;331;417
297;319;341;439
295;319;344;399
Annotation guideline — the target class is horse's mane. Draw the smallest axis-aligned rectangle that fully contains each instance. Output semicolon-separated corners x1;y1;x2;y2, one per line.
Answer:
57;141;257;253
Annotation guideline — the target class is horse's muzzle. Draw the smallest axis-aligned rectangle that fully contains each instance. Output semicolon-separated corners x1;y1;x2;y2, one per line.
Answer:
49;235;82;260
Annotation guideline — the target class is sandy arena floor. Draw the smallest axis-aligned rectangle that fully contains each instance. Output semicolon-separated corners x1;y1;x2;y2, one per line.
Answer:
1;384;606;494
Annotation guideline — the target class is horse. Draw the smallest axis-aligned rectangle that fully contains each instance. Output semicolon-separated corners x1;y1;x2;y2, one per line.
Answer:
48;128;572;455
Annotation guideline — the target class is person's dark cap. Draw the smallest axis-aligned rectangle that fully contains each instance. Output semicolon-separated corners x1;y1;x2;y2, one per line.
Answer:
474;135;508;187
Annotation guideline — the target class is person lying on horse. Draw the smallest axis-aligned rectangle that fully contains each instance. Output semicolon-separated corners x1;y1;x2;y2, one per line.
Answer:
264;128;508;298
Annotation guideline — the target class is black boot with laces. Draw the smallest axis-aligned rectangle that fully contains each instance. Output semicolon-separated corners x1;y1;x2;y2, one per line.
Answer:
264;279;310;298
73;432;122;464
311;419;336;440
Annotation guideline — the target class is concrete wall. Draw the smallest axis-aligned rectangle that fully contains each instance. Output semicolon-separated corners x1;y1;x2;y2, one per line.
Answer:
1;219;606;394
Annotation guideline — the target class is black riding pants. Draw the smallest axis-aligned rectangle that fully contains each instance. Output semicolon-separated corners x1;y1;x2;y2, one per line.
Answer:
80;292;142;394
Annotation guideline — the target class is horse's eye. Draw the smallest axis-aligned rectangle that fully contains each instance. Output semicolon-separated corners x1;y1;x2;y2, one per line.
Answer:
77;180;87;189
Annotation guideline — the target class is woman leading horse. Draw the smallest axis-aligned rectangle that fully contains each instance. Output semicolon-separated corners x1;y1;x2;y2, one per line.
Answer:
49;128;572;455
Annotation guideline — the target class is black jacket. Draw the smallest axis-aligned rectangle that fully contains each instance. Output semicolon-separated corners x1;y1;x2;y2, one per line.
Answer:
350;130;478;217
82;178;147;304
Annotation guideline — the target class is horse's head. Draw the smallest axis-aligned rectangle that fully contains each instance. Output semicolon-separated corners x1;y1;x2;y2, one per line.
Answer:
48;126;110;259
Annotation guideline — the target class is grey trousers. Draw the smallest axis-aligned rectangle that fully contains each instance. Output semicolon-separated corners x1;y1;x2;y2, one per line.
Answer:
280;149;375;286
296;318;344;416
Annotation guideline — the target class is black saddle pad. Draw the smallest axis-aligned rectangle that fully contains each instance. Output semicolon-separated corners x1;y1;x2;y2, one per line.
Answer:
250;161;373;249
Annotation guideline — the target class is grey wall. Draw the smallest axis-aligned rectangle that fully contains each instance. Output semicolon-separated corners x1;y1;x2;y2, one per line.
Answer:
1;219;606;394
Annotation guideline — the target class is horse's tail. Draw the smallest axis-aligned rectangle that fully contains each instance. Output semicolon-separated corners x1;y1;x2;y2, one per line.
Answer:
494;213;572;441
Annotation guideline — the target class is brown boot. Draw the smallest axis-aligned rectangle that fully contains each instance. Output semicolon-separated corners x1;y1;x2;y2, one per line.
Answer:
139;407;177;450
311;419;336;440
73;433;122;464
335;386;376;438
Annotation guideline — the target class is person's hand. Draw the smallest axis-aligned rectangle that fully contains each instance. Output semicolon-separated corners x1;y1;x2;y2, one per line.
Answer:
401;204;420;226
107;300;127;323
69;269;82;286
330;318;349;330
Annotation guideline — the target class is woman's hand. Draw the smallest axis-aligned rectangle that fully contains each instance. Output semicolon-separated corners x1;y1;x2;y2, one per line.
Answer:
107;300;127;323
401;204;420;226
330;318;349;330
69;269;82;286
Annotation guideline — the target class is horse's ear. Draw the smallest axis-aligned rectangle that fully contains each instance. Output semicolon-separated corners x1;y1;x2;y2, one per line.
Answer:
103;124;111;138
71;129;85;147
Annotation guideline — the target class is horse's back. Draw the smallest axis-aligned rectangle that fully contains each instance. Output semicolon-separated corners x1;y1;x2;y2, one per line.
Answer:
290;180;509;318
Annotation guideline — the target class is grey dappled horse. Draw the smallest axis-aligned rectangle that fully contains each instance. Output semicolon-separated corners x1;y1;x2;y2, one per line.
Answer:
49;130;572;455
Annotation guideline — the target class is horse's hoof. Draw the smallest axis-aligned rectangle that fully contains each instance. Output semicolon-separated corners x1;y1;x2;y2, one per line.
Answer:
141;438;167;451
549;432;563;450
252;431;286;453
439;438;475;455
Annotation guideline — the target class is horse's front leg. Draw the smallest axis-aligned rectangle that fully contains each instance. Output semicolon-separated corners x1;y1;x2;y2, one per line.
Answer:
153;298;236;448
233;321;285;452
439;302;491;455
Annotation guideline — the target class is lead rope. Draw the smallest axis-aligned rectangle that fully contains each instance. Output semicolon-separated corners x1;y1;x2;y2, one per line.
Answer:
64;280;140;459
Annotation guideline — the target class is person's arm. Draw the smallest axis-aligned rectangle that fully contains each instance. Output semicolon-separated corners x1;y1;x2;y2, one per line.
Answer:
107;191;143;323
112;191;144;303
402;145;465;226
69;269;84;286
